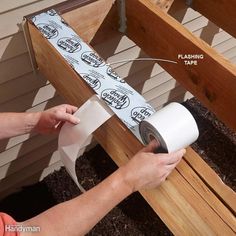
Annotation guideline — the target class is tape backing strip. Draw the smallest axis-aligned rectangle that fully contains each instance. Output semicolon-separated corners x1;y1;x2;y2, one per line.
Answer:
32;10;199;187
58;95;114;191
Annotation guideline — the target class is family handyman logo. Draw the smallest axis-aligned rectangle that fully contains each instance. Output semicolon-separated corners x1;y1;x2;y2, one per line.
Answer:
101;89;130;109
57;37;81;53
5;225;40;233
37;23;58;39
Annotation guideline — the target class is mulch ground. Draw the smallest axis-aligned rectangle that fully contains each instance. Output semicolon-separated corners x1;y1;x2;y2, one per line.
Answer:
0;98;235;235
183;98;236;192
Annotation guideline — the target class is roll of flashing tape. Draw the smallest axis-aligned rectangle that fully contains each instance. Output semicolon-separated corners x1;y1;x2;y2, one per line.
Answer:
139;102;199;153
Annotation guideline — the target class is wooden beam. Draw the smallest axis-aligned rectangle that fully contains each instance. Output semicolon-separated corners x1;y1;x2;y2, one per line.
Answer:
62;0;118;44
27;19;236;235
126;0;236;132
184;147;236;214
190;0;236;39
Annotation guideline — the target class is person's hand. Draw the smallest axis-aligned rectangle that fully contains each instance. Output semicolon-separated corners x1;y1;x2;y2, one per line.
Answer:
121;140;186;192
34;104;80;134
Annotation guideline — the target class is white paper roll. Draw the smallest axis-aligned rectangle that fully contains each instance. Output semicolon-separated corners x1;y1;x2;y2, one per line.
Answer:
139;102;199;153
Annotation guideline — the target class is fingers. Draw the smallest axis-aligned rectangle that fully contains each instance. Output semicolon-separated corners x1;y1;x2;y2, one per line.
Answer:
165;155;182;171
125;147;186;191
159;149;186;165
53;104;78;115
160;151;184;183
55;112;80;125
158;149;185;183
52;104;79;125
141;139;160;153
64;104;78;114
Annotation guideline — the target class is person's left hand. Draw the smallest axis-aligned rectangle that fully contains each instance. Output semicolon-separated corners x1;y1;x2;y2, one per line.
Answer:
34;104;80;134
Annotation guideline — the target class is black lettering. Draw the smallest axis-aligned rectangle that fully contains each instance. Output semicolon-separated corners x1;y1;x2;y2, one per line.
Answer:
101;89;129;109
131;107;153;124
37;24;58;39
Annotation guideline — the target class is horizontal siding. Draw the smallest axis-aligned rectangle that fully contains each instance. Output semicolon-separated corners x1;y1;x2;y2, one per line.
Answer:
0;0;235;198
0;0;67;198
0;0;43;14
126;64;164;91
171;4;201;24
176;8;236;63
0;161;63;200
0;133;57;167
0;84;58;112
0;139;58;180
0;32;27;62
0;0;66;39
214;38;236;54
155;90;193;111
142;70;172;93
0;72;46;104
0;153;62;196
0;53;32;84
223;46;236;59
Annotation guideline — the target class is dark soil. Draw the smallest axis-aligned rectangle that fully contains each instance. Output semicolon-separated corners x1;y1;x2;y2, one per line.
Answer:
184;98;236;191
0;98;235;235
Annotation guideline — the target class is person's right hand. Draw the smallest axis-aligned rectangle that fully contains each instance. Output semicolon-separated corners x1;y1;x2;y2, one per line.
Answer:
121;140;186;192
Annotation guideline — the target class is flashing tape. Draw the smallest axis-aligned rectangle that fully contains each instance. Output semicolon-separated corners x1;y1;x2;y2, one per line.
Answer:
139;102;199;152
32;10;199;189
31;9;155;140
